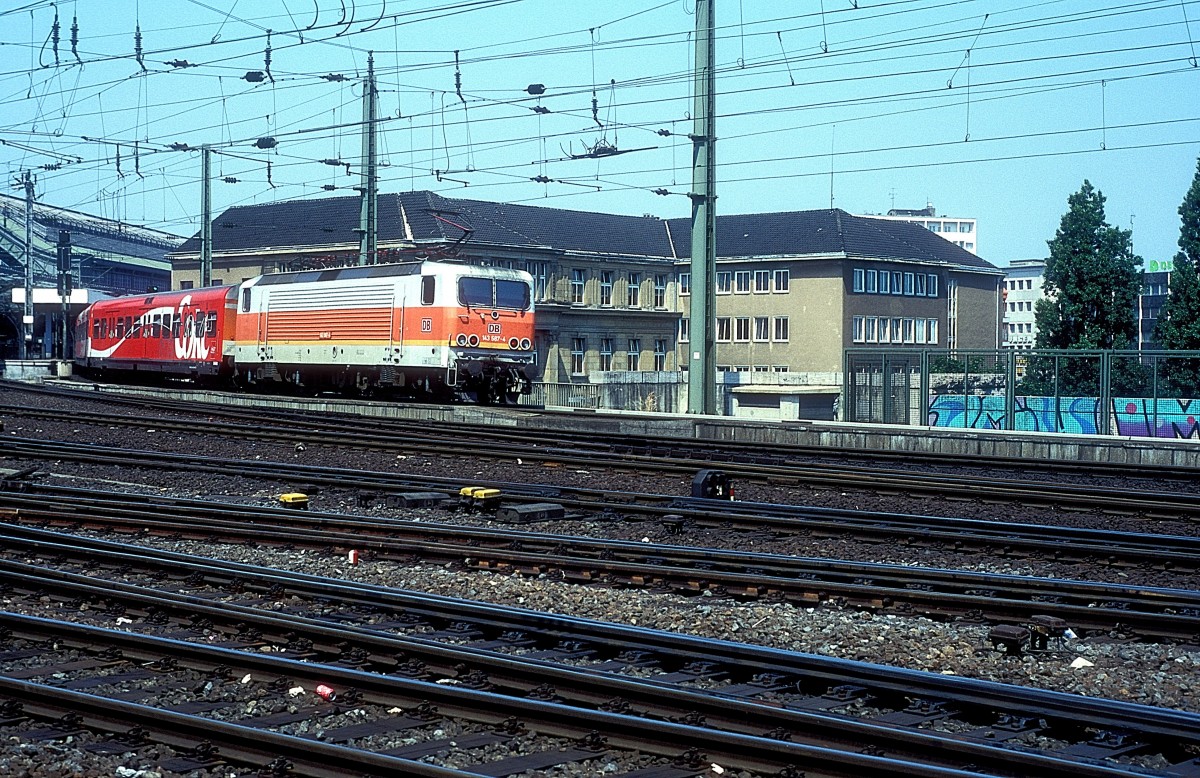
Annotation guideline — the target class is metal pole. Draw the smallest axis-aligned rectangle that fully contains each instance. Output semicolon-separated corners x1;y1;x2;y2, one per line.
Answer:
200;145;212;287
57;230;72;360
21;172;34;360
358;51;378;266
687;0;717;415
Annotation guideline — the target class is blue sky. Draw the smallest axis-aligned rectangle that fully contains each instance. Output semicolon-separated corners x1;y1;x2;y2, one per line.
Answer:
2;0;1198;267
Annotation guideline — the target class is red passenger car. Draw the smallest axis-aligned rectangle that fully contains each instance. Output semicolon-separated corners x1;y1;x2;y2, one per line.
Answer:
73;286;238;378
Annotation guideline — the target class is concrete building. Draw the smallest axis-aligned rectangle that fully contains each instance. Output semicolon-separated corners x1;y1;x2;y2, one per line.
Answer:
1139;265;1172;351
169;192;1003;413
1002;259;1046;349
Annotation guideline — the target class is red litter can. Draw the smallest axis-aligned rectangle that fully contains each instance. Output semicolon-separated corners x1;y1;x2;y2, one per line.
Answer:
348;550;360;565
315;684;337;701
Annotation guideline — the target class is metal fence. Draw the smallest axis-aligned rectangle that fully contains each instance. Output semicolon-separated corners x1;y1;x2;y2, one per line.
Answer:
845;348;1200;439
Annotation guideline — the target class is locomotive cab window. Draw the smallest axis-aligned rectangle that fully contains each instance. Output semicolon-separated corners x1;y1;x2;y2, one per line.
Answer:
458;277;531;311
421;276;435;305
495;279;531;310
206;311;218;336
242;288;252;312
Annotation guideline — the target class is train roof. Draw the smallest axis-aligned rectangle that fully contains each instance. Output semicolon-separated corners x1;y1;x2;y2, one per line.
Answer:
248;259;529;287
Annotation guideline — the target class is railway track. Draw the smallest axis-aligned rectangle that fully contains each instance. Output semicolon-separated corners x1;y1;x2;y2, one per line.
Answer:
24;378;1200;482
0;476;1196;641
3;387;1200;524
2;526;1198;777
1;433;1197;580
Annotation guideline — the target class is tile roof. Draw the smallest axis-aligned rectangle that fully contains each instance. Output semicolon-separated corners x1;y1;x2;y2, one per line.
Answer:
178;191;995;271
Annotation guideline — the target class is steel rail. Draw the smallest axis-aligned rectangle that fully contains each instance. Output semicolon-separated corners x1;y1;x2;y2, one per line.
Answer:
1;482;1196;640
4;391;1200;522
1;534;1197;777
1;436;1197;575
20;379;1200;481
0;612;1000;778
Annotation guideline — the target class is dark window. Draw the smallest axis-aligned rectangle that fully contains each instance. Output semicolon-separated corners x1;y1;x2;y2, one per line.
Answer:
421;276;436;305
495;280;530;310
241;288;251;312
458;277;493;308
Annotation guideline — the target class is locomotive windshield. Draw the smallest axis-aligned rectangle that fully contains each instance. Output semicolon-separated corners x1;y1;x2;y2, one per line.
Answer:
458;277;531;311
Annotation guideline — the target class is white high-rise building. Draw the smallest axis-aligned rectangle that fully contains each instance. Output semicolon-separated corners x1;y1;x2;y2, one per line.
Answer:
1002;259;1046;349
866;204;979;255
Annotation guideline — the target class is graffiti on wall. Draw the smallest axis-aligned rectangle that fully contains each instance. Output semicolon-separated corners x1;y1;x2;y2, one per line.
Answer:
927;395;1200;439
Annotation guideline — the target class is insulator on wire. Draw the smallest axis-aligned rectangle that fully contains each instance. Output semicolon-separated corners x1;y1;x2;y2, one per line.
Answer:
135;24;146;71
71;16;81;64
243;71;265;83
254;137;277;150
321;74;346;82
222;177;239;184
51;11;60;66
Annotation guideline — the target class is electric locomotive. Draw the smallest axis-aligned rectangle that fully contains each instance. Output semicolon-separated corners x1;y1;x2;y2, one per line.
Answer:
73;260;537;404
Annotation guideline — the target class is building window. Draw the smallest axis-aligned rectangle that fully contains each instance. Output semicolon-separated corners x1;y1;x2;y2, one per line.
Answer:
928;221;941;232
181;280;194;289
853;268;865;292
571;269;586;304
654;274;667;308
891;271;902;295
773;365;788;372
754;316;769;342
716;317;732;342
528;261;548;301
927;274;938;297
716;271;732;294
943;222;958;233
903;318;915;343
627;273;641;307
679;272;691;295
678;318;689;343
754;270;770;292
628;338;641;371
600;271;614;307
927;318;939;343
903;272;915;295
773;316;789;342
865;317;878;343
866;269;879;293
653;339;667;371
599;338;613;371
915;318;927;342
735;317;751;342
878;317;890;343
891;317;902;343
852;316;865;343
571;338;586;374
773;269;789;292
879;271;890;294
735;270;751;293
915;273;927;296
961;222;973;233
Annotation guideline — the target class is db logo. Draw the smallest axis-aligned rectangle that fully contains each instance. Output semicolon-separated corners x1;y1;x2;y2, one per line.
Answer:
487;323;501;334
421;318;432;332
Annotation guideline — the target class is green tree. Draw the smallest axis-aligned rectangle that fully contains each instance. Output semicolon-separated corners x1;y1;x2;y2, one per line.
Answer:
1154;157;1200;395
1021;181;1143;396
1035;180;1141;350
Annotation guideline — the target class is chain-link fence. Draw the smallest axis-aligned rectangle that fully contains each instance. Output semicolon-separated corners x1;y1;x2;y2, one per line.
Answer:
845;348;1200;439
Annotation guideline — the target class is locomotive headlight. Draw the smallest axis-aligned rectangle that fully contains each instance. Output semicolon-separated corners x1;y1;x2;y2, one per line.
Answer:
467;334;479;347
456;334;468;346
520;338;532;350
508;337;519;349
